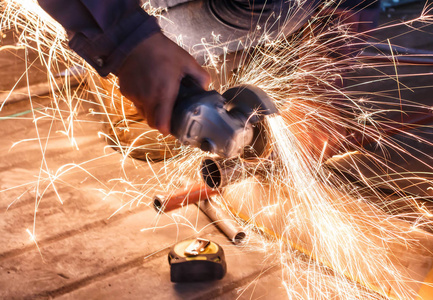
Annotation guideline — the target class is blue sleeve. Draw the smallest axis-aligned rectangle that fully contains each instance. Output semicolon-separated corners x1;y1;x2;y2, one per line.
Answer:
38;0;161;76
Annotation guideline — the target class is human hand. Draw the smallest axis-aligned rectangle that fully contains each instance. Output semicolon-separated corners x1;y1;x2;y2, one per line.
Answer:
117;32;210;135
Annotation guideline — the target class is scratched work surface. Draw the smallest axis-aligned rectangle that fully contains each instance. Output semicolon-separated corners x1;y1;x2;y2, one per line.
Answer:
0;2;433;300
0;80;284;299
0;26;285;300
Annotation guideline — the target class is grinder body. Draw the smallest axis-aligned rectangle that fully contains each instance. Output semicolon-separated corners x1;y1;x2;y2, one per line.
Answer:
170;77;277;158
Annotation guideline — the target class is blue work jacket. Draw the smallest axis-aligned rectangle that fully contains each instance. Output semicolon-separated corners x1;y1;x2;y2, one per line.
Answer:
38;0;160;76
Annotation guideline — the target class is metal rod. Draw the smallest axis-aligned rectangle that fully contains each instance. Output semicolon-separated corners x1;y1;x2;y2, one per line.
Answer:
197;200;246;245
153;183;218;213
153;182;246;244
200;156;269;189
201;157;243;189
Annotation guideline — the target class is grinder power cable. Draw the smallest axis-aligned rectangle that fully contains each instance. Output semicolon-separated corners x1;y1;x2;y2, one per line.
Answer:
170;76;278;158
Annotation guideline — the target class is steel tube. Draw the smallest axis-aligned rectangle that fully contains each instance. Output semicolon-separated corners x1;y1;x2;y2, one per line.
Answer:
197;200;246;245
153;183;218;213
201;157;245;189
200;156;270;189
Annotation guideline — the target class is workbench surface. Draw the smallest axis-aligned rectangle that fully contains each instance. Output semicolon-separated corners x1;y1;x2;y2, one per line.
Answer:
0;2;432;299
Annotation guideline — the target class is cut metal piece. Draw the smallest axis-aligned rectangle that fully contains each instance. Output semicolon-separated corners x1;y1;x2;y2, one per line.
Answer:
200;156;270;189
153;183;217;213
197;199;246;245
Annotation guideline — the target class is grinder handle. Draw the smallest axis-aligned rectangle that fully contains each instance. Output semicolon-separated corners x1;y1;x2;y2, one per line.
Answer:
177;75;206;102
171;75;211;136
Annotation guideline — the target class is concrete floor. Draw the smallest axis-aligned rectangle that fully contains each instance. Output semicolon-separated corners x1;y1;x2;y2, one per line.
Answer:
0;2;432;300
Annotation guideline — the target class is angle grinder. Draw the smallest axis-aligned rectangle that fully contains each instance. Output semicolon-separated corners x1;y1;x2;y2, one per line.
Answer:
171;76;278;158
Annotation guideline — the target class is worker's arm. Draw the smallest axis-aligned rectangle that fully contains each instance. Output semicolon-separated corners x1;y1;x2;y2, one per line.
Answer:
37;0;160;76
38;0;209;134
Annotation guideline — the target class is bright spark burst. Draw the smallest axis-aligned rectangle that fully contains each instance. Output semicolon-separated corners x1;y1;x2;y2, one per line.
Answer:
1;0;433;299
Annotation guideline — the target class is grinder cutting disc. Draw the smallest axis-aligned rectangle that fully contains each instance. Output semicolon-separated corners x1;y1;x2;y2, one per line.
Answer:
223;85;278;158
168;238;227;283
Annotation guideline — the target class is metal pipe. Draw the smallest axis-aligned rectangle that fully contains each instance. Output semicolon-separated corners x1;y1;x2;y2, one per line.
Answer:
200;156;270;189
152;182;246;244
201;157;244;189
153;183;218;213
197;200;246;245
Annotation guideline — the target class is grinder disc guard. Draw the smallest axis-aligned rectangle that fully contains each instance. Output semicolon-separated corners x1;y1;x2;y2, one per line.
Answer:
223;85;278;158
